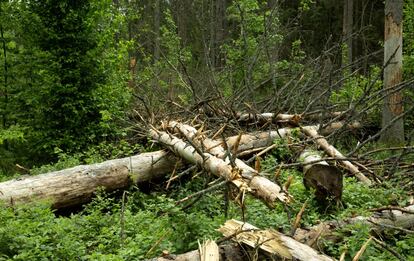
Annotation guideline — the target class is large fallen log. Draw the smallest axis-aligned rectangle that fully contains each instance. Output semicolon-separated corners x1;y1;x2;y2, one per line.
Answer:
165;121;290;205
0;151;177;208
225;122;361;155
149;129;291;205
0;123;366;208
218;219;335;261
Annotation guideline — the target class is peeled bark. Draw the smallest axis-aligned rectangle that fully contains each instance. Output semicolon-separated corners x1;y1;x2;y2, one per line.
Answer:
166;121;290;205
150;129;290;205
218;219;335;261
0;151;177;208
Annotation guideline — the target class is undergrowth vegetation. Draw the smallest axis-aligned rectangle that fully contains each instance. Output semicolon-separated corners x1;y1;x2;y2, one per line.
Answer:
1;141;412;260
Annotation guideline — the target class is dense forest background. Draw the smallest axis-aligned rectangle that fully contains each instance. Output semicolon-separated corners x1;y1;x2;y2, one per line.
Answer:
1;0;414;260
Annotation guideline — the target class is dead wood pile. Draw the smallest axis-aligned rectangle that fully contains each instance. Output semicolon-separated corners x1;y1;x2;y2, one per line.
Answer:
1;111;413;260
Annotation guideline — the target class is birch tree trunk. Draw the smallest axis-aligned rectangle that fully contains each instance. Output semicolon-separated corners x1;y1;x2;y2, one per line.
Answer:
150;128;290;206
165;121;290;205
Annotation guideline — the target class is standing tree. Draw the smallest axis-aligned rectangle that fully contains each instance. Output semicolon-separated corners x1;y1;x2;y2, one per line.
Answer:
342;0;353;67
381;0;404;145
0;0;130;166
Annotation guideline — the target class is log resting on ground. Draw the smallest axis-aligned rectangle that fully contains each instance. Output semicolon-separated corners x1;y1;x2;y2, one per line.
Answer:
0;151;177;208
149;129;290;205
218;219;335;261
0;122;364;208
294;204;414;246
165;121;290;205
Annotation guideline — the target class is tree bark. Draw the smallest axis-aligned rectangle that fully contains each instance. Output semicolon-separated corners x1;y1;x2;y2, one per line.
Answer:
0;151;177;208
150;128;290;206
381;0;404;145
218;219;335;261
342;0;353;67
301;126;372;185
165;121;290;206
153;0;160;63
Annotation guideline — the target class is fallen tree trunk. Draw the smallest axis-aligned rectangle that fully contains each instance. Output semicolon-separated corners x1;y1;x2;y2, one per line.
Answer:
0;151;177;208
0;123;365;208
148;244;245;261
149;129;291;205
294;204;414;246
301;126;372;185
166;121;290;205
236;112;302;123
226;122;361;155
218;219;335;261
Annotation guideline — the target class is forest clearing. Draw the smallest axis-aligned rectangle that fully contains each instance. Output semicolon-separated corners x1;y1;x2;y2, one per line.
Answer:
1;0;414;260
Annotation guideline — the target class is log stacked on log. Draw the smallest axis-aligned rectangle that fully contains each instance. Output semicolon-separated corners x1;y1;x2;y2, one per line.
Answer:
0;119;372;208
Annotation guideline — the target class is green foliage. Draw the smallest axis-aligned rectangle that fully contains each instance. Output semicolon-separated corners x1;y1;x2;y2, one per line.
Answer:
404;0;414;78
330;66;383;119
0;0;131;171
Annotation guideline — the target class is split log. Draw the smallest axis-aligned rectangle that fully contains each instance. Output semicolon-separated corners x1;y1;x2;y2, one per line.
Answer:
199;240;219;261
166;121;290;205
301;126;372;185
294;204;414;246
0;151;177;208
218;219;335;261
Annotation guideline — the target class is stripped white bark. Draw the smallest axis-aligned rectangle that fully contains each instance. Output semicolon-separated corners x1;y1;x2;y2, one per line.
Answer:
236;112;301;123
166;121;290;205
218;219;335;261
226;122;361;154
301;126;372;185
149;129;249;192
199;240;219;261
0;151;177;208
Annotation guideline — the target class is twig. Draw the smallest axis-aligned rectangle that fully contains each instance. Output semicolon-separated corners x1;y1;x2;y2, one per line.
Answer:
290;200;308;236
372;237;406;261
352;236;372;261
369;206;414;215
367;219;414;234
175;180;227;205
